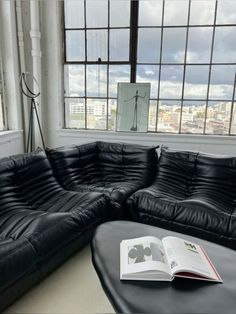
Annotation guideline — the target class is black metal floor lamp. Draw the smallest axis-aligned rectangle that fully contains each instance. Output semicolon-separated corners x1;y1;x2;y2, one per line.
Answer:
20;73;45;152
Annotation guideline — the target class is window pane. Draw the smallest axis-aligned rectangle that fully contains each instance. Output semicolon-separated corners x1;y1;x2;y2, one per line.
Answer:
216;0;236;24
136;65;159;99
86;0;108;28
157;100;181;133
64;65;85;97
213;27;236;63
108;99;117;131
65;31;85;61
86;65;107;97
187;27;213;63
87;99;107;129
110;29;129;61
209;65;236;100
65;98;85;129
160;66;184;99
110;0;130;27
181;101;206;134
148;100;157;131
184;66;209;99
205;101;231;134
189;0;215;25
164;0;189;26
137;28;161;63
87;30;108;61
109;65;130;97
230;103;236;134
64;0;84;28
162;28;186;63
139;1;163;26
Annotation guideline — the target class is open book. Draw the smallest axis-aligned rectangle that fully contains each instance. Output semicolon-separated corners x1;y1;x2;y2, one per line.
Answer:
120;236;222;282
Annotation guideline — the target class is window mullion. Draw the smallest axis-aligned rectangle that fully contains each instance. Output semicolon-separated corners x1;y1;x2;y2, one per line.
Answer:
130;0;139;83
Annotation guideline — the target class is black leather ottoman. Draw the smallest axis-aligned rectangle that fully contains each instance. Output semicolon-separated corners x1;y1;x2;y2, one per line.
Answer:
91;221;236;313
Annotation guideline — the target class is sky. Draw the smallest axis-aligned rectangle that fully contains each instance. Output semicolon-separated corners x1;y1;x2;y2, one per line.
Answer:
64;0;236;101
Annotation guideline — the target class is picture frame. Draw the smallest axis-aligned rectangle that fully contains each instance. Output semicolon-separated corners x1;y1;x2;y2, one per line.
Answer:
116;83;151;132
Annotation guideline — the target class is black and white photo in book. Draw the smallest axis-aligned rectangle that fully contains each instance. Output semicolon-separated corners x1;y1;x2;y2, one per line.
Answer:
128;243;165;264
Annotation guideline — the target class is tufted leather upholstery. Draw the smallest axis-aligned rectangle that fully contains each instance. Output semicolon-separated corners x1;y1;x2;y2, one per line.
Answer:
0;149;111;311
47;141;158;207
127;147;236;249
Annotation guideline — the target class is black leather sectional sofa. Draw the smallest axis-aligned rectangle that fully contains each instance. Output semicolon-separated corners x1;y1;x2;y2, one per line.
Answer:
47;141;158;211
0;142;156;311
127;146;236;249
1;141;236;311
0;149;112;311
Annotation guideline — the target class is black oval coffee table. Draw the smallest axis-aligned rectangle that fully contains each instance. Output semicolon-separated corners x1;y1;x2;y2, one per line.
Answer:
91;221;236;313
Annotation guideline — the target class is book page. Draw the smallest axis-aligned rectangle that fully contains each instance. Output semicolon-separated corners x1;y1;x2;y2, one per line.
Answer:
120;236;171;278
162;236;221;281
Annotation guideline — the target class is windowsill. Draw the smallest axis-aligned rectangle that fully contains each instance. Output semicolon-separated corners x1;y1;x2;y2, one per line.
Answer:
0;130;23;144
57;128;236;145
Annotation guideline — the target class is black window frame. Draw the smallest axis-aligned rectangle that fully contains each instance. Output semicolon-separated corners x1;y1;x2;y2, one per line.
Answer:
63;0;236;135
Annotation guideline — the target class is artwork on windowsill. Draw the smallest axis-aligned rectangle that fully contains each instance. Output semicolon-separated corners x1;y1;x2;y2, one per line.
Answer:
116;83;150;132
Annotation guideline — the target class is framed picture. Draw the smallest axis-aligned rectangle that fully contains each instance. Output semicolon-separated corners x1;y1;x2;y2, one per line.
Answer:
116;83;150;132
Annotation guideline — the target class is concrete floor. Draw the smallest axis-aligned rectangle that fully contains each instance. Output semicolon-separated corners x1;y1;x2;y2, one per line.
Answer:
4;246;115;314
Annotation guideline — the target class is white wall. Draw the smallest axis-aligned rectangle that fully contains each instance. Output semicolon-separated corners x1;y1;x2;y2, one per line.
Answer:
30;1;236;155
55;129;236;155
0;131;24;158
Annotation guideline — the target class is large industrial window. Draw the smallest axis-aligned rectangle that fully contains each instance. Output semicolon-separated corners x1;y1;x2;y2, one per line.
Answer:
64;0;236;135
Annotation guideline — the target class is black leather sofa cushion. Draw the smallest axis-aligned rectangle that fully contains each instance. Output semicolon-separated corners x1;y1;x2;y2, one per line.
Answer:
47;141;158;205
0;237;39;292
0;149;111;311
127;147;236;249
